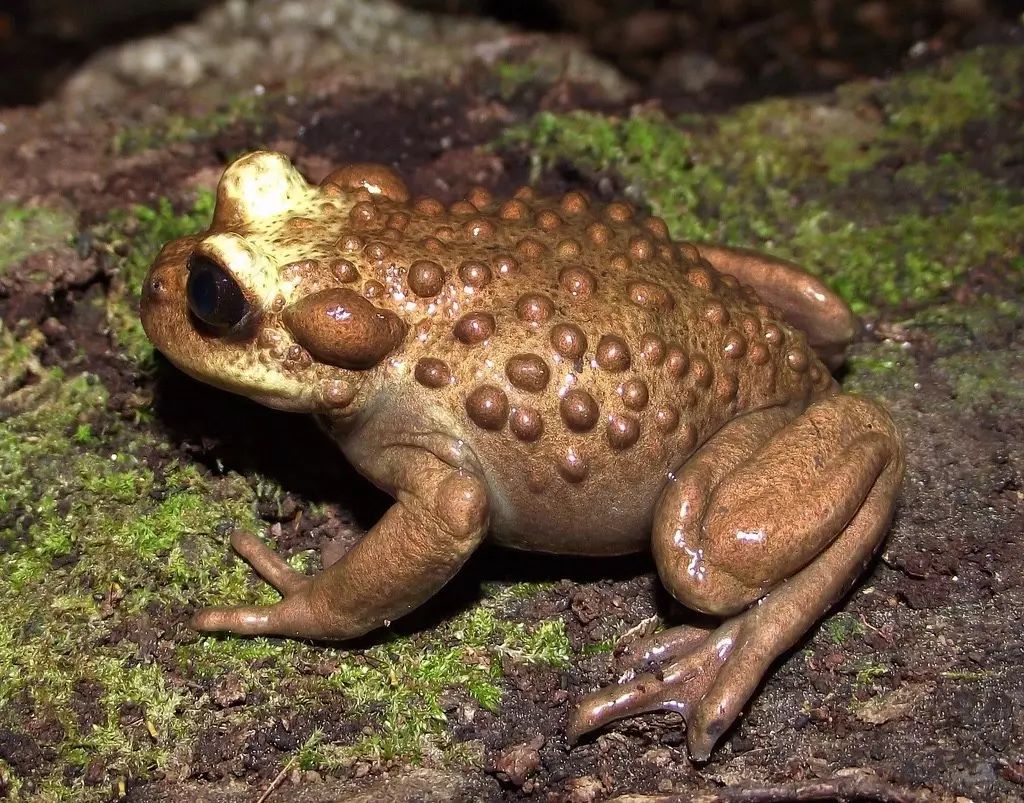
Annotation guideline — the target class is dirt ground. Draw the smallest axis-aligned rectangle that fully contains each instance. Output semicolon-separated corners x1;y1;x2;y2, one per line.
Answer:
1;2;1022;801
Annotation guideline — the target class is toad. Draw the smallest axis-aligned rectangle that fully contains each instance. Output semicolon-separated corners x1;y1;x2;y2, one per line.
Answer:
141;152;904;759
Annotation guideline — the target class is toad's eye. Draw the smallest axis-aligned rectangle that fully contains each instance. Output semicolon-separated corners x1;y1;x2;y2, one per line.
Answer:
186;254;250;331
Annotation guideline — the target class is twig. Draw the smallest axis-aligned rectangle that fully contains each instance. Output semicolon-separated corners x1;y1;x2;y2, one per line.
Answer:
255;756;298;803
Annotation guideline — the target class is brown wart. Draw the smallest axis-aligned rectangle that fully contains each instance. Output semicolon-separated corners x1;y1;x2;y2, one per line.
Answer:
620;379;650;411
560;389;599;432
558;446;589;482
465;385;509;430
596;335;631;372
506;354;551;392
516;293;555;325
320;163;410;202
415;357;451;389
559;266;596;301
607;413;641;450
510;406;544;442
408;260;446;297
458;260;492;288
550;323;588;361
454;312;496;345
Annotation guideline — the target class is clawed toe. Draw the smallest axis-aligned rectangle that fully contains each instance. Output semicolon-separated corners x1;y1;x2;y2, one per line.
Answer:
615;623;715;672
570;618;747;758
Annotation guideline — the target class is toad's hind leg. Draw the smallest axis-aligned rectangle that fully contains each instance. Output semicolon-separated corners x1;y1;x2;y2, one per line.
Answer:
568;394;903;760
697;243;860;370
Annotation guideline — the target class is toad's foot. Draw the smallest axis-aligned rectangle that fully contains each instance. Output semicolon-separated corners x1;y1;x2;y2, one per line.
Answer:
568;607;773;760
191;452;489;641
191;531;317;636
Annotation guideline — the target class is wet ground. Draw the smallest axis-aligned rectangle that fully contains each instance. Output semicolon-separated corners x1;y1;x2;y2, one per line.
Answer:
0;2;1022;801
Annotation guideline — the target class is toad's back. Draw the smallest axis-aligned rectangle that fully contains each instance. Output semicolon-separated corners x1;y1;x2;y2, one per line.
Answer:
315;182;835;554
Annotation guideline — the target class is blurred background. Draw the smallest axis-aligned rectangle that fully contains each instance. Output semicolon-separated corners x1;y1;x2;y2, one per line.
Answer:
1;0;1020;107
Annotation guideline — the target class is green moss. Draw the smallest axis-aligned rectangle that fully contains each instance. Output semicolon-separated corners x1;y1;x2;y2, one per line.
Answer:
480;579;553;600
580;638;615;657
882;51;1001;143
176;590;570;772
493;60;540;100
0;322;45;399
789;200;1023;312
0;203;76;274
97;192;215;365
499;46;1024;314
111;93;268;156
939;670;990;682
0;329;266;799
843;340;919;398
0;759;17;798
1;324;581;794
821;612;865;645
304;605;572;764
712;98;885;186
908;294;1022;353
903;292;1024;414
499;618;573;668
854;662;889;687
934;350;1024;414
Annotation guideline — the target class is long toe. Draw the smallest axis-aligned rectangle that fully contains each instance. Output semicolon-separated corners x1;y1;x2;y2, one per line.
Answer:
686;628;777;760
191;603;276;635
567;672;669;744
230;531;310;595
616;623;715;672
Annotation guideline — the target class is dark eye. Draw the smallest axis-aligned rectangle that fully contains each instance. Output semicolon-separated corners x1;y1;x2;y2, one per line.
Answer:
186;254;250;331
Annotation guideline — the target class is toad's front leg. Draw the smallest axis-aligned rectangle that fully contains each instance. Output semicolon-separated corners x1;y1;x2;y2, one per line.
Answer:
192;450;489;640
569;394;904;759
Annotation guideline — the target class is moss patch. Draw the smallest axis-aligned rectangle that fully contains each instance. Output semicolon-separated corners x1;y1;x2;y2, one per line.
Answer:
843;340;919;399
0;326;577;799
96;192;215;366
907;291;1024;414
879;49;1004;143
934;350;1024;414
0;204;77;275
0;330;266;799
111;93;269;156
500;46;1024;314
821;612;866;645
907;294;1021;353
0;323;43;396
303;604;572;767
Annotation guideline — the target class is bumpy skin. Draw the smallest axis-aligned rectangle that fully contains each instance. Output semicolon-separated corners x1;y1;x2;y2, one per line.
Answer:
140;152;904;760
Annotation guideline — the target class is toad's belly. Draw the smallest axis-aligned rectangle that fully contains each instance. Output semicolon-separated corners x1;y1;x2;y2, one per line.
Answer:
481;454;667;556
